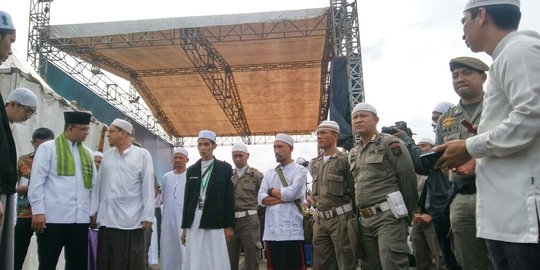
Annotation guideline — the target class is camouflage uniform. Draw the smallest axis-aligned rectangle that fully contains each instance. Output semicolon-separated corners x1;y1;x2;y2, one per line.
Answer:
349;132;417;270
227;166;263;270
310;150;356;270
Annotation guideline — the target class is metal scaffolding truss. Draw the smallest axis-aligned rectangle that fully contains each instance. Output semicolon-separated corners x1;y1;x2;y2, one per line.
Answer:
44;48;174;143
179;28;251;144
49;15;328;50
176;132;316;147
330;0;365;108
26;1;363;147
27;0;53;75
136;60;322;77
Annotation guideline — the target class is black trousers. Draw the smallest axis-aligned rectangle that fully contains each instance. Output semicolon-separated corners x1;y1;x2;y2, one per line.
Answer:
97;227;146;270
432;216;460;270
36;223;89;270
266;240;306;270
486;239;540;270
14;218;34;270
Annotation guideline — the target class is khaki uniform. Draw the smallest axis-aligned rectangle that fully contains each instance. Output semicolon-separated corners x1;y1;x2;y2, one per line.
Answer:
349;132;417;270
310;150;356;270
436;102;489;270
227;166;263;270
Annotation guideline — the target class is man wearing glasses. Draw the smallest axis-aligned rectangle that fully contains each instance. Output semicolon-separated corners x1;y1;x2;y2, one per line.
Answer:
28;111;96;270
1;87;38;269
160;147;189;270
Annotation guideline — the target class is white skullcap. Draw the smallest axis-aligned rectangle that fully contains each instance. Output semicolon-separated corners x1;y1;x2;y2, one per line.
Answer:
173;147;189;158
198;130;216;143
0;10;15;30
351;103;377;116
6;88;38;108
93;151;103;158
417;138;434;146
317;120;340;133
275;133;294;147
464;0;519;11
111;118;133;135
231;143;249;153
433;102;454;114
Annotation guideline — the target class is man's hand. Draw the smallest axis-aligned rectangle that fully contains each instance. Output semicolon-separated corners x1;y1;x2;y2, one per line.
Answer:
307;194;318;208
453;159;476;176
412;213;432;229
433;140;472;170
32;214;47;233
262;196;283;206
224;227;234;241
90;216;97;229
392;127;408;140
181;229;186;245
141;221;153;229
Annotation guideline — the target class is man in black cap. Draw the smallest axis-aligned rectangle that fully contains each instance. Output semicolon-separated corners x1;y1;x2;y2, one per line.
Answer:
28;111;96;270
435;56;490;269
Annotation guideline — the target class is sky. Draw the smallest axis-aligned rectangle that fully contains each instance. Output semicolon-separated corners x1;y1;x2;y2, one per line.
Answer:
3;0;540;177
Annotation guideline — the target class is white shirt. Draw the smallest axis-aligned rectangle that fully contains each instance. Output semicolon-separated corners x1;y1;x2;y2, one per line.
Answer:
28;139;96;223
466;31;540;243
257;161;307;241
160;170;186;270
90;145;155;230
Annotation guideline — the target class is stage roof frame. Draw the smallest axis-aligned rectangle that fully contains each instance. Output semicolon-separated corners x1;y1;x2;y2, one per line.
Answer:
42;7;333;144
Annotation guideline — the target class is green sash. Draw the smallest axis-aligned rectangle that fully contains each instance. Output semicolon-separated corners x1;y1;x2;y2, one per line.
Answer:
55;133;93;189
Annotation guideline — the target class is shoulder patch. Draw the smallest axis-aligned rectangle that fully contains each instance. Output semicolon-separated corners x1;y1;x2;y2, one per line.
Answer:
442;116;456;129
389;141;402;157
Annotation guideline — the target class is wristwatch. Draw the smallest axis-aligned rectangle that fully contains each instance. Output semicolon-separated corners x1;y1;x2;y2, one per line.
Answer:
267;188;273;196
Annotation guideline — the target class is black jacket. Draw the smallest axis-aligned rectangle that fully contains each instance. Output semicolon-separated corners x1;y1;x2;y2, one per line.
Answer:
0;95;17;195
181;157;234;229
399;134;451;220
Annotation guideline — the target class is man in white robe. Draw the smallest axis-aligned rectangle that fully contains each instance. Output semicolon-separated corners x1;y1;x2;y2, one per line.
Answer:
160;147;189;270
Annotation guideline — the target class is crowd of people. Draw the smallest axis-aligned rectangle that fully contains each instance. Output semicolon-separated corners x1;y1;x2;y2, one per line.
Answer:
1;0;540;269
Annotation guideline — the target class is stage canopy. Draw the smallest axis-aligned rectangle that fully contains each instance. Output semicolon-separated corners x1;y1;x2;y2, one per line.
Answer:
46;7;330;139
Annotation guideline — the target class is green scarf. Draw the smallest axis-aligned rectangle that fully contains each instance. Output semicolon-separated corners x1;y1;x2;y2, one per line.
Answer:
55;133;93;189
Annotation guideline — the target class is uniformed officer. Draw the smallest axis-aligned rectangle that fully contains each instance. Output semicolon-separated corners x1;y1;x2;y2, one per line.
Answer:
226;143;264;270
349;103;417;270
435;56;490;270
309;120;356;270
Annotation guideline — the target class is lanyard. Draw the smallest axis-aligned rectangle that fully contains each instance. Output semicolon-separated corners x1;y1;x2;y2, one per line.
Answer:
200;161;215;193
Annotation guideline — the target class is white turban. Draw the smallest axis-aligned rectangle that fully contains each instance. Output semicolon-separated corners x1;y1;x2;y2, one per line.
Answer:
432;102;454;114
6;88;38;108
93;151;103;158
0;10;15;30
275;133;294;147
417;138;434;146
173;147;189;158
198;130;216;143
231;143;249;153
464;0;519;11
111;119;133;135
351;103;377;116
317;120;340;133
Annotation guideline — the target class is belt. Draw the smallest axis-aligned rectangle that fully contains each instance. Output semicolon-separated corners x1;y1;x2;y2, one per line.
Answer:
359;201;390;218
317;203;353;219
235;210;258;219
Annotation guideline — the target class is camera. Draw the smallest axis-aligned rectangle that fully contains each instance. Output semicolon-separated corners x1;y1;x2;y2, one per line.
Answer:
381;121;409;135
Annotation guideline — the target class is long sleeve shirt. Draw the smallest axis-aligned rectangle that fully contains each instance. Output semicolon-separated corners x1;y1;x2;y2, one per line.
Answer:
28;139;95;223
257;161;307;241
466;31;540;243
90;145;155;230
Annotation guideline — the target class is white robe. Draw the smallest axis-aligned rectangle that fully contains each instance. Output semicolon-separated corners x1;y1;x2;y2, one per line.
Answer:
160;171;187;270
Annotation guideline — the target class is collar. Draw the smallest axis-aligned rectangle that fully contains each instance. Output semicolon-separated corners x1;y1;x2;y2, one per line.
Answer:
492;31;517;60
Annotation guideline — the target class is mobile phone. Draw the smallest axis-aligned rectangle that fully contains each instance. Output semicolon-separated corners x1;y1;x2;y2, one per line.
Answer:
420;151;443;169
460;119;477;135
